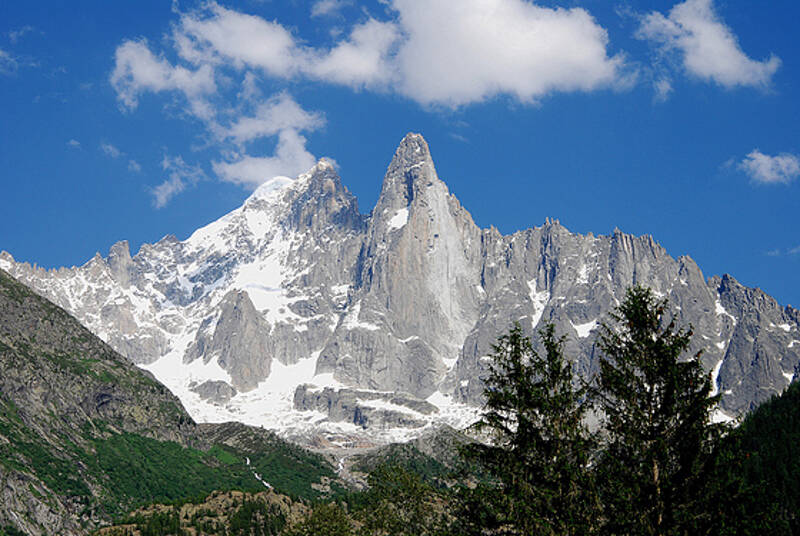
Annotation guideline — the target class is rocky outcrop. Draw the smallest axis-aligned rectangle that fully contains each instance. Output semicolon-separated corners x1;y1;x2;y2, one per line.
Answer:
185;290;272;391
191;380;238;404
293;384;436;429
1;134;797;432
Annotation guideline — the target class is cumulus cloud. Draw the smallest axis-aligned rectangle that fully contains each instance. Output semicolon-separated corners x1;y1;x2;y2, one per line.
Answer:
390;0;627;106
309;18;399;89
164;0;627;105
110;39;216;118
152;155;207;208
213;130;317;189
174;3;398;90
219;92;325;145
174;3;302;77
637;0;780;89
738;150;800;185
128;159;142;172
100;142;123;158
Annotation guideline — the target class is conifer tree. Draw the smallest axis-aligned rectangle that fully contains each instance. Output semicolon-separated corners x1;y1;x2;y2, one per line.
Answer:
595;286;723;536
466;322;598;535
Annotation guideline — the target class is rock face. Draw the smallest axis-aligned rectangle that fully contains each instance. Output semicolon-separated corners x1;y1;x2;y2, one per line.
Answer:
191;380;238;404
293;384;437;429
1;134;798;435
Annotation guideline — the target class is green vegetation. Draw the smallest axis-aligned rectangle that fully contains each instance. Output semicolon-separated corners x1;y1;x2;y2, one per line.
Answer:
595;286;724;534
0;525;26;536
284;502;352;536
351;442;452;487
228;500;286;535
464;322;599;535
702;381;800;534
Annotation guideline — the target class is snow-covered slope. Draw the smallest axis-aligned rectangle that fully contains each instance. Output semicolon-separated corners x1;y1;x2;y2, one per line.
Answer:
2;134;798;444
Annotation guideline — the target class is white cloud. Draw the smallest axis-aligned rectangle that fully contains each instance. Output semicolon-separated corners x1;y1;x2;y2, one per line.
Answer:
789;245;800;256
220;92;325;145
110;39;216;118
637;0;780;89
152;155;207;208
100;142;123;158
163;0;626;106
311;0;350;18
390;0;628;106
174;3;398;90
175;3;302;77
309;18;399;89
738;150;800;185
238;71;261;103
653;77;673;102
213;130;317;189
128;159;142;172
67;139;81;149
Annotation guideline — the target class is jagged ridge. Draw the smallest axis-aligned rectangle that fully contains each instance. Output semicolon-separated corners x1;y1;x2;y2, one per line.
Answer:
1;134;798;443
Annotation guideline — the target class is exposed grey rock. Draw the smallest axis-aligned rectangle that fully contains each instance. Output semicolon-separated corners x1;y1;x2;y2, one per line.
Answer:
191;380;238;404
293;384;433;429
0;133;797;431
185;290;272;391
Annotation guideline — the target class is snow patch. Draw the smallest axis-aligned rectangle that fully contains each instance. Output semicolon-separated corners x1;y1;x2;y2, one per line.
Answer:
387;208;409;230
778;323;792;332
715;299;736;323
789;340;800;349
576;264;589;285
248;176;294;202
711;408;734;424
527;279;549;329
783;371;795;382
342;301;380;331
571;319;598;338
709;359;724;397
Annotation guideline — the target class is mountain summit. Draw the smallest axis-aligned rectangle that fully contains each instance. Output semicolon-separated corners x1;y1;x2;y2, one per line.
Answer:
2;134;798;442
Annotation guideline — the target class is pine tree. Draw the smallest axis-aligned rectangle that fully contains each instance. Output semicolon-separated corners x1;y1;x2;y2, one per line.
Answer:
595;286;723;536
466;322;599;535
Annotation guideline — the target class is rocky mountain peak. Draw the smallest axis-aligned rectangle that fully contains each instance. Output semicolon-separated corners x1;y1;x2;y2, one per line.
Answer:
375;133;442;214
281;159;364;234
108;240;134;287
2;134;797;441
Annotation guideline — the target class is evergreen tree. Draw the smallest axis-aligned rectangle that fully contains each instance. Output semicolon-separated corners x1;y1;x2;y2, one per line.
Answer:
356;464;447;536
285;502;353;536
465;322;599;535
595;286;723;536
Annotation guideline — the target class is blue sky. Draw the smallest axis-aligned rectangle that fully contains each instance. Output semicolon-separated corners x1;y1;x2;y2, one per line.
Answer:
1;0;798;306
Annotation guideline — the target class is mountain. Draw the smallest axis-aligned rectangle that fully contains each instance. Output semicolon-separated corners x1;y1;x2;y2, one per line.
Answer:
0;269;344;535
1;133;798;443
